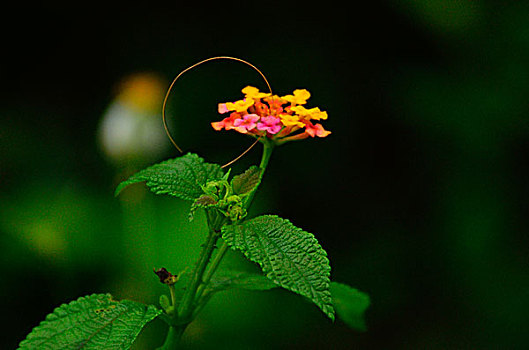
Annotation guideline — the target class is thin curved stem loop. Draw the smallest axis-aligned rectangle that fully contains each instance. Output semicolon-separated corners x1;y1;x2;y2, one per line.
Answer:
161;56;273;168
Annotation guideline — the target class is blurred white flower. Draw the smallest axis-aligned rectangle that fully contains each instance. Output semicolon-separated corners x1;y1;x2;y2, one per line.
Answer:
97;73;168;166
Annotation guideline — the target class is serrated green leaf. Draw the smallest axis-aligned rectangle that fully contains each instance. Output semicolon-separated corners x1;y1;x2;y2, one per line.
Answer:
18;294;161;350
115;153;224;200
231;166;262;196
330;282;370;332
222;215;335;320
208;269;279;293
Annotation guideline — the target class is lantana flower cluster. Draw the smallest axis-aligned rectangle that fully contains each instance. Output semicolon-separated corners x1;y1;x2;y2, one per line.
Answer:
211;86;331;143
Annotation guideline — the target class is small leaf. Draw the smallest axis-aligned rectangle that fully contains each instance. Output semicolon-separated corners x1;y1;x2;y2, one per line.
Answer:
18;293;161;349
208;269;279;293
193;194;218;207
330;282;370;332
222;215;335;320
231;166;262;196
115;153;224;200
159;295;171;312
189;194;218;221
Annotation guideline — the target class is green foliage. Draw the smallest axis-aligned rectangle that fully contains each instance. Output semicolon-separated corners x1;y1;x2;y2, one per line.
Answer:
189;165;261;222
222;215;335;320
20;150;368;348
207;269;279;293
231;166;262;196
330;282;370;332
18;294;161;350
114;153;224;200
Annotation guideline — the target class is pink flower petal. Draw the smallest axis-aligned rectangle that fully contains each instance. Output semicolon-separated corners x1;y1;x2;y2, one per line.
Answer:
268;124;282;134
218;103;229;114
256;115;282;134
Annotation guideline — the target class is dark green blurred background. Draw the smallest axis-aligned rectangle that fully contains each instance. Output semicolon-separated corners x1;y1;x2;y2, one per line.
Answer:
2;1;529;349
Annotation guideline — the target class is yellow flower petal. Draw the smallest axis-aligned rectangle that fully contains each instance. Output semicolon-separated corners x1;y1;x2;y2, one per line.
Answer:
279;114;305;128
290;105;310;116
242;86;271;99
226;98;254;112
242;86;258;94
313;111;328;120
294;89;311;101
281;89;311;105
291;106;327;120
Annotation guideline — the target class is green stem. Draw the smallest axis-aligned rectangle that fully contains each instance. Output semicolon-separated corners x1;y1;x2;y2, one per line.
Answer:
157;325;187;350
168;284;177;309
195;239;230;301
159;215;220;349
159;141;275;349
259;139;274;169
244;140;274;209
196;141;274;303
177;216;220;320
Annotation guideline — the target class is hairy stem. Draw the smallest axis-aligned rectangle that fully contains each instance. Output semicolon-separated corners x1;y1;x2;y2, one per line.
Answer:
160;141;274;349
195;240;230;301
244;140;274;209
196;141;274;303
157;325;187;350
258;139;274;171
168;284;177;310
159;213;221;349
177;214;220;320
